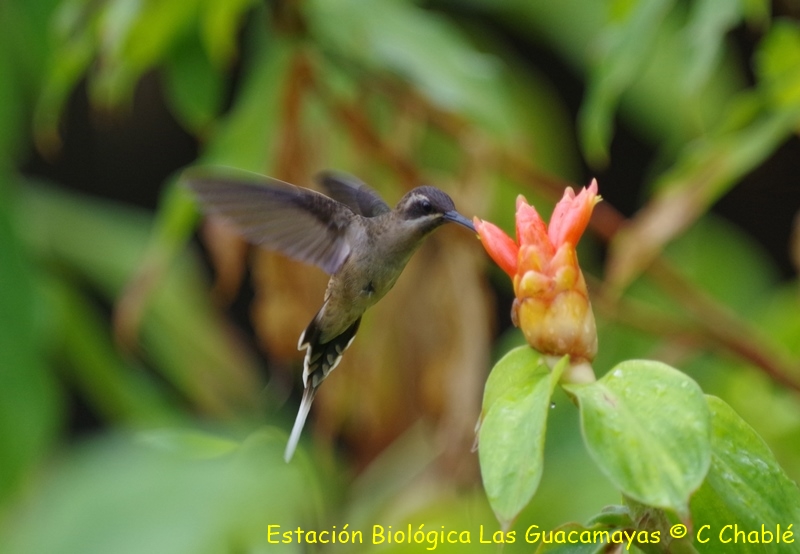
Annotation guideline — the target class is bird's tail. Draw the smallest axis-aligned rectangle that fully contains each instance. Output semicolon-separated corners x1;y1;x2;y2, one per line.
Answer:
284;385;318;463
286;314;361;462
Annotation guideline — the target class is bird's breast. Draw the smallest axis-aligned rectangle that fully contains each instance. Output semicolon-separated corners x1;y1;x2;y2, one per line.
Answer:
314;219;423;343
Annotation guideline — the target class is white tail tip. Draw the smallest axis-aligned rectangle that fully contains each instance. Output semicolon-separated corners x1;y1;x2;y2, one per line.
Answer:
284;386;317;462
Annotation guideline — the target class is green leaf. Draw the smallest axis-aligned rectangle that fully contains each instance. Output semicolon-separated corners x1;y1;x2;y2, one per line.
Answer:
164;30;224;134
742;0;770;26
469;0;743;152
112;178;200;361
691;396;800;553
136;429;239;458
203;35;294;171
91;0;200;107
755;19;800;111
305;0;514;136
0;181;60;503
46;277;181;426
199;0;257;68
579;0;676;165
18;181;264;418
0;1;40;167
758;284;800;359
34;0;98;152
0;0;60;158
482;346;546;413
479;347;567;528
0;46;23;166
0;429;318;554
682;0;746;95
564;360;711;515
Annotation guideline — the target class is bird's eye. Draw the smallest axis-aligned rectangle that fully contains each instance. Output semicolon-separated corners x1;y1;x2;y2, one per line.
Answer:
420;199;433;214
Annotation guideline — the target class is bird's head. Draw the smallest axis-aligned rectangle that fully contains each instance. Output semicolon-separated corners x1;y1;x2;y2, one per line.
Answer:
395;186;475;235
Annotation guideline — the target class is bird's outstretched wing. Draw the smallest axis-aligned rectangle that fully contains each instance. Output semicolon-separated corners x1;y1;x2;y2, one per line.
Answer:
184;168;356;275
315;171;390;218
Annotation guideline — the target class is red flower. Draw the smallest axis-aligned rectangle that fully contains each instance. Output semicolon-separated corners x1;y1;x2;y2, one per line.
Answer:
475;180;601;361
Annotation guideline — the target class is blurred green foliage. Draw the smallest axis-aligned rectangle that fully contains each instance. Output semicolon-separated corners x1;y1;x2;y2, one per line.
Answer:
1;0;799;553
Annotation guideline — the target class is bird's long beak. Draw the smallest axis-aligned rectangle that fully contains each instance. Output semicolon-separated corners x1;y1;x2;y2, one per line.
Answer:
443;210;476;232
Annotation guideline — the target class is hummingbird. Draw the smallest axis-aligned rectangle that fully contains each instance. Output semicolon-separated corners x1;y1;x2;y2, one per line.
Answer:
184;167;476;462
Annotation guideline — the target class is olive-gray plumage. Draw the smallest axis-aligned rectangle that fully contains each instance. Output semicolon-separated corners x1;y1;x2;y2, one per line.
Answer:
184;167;475;462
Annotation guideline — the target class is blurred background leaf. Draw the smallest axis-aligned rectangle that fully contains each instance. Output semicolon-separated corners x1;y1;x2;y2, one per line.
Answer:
0;428;320;554
0;180;61;504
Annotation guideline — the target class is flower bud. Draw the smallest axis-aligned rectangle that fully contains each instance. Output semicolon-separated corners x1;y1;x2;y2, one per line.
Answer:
475;180;601;361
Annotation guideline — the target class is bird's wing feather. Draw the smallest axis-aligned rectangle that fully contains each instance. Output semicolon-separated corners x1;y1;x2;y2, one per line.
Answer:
315;171;390;217
185;169;355;274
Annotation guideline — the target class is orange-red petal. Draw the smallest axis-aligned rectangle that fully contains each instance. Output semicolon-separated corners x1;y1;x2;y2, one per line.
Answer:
515;195;554;259
548;179;600;248
474;217;519;278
